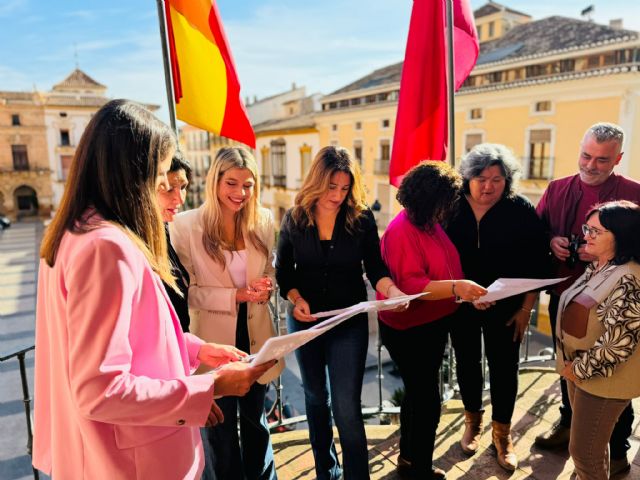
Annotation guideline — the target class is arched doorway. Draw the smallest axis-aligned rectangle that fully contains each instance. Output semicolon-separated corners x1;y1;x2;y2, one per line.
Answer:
14;185;39;217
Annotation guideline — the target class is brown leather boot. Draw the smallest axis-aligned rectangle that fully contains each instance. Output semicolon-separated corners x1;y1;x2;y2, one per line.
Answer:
460;410;483;455
491;421;518;471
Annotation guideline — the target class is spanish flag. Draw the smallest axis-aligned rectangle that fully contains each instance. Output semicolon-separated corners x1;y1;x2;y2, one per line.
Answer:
165;0;255;147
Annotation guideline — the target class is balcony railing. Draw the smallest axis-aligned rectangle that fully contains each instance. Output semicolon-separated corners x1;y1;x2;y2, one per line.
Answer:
2;288;550;475
0;166;51;175
272;175;286;188
374;158;390;175
523;156;554;180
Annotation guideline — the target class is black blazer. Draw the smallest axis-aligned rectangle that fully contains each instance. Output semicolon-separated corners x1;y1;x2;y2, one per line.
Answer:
163;226;191;332
276;207;389;314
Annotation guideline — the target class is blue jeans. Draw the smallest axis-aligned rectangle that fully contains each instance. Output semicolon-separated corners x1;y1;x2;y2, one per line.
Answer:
288;312;370;480
200;382;276;480
201;302;276;480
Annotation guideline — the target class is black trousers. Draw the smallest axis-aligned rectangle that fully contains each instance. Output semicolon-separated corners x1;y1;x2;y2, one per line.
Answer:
549;293;633;459
449;305;520;424
379;317;449;475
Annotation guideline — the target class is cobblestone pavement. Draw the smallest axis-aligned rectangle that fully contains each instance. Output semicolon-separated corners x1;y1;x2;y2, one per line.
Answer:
273;368;640;479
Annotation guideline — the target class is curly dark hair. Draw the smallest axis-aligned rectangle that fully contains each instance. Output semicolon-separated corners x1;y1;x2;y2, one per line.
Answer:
396;161;462;231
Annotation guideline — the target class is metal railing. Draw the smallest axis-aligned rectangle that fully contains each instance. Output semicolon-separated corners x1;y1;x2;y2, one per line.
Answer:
0;345;39;480
264;290;555;431
2;293;554;476
374;158;390;174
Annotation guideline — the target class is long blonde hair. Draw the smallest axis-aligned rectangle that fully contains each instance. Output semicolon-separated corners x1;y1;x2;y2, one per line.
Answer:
292;146;367;232
40;99;178;289
201;147;268;266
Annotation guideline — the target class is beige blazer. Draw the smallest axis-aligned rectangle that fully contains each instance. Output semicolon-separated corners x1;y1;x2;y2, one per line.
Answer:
556;261;640;400
170;206;284;383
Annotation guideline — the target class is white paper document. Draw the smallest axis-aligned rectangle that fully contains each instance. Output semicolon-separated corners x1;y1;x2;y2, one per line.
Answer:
249;293;424;365
312;293;426;319
475;277;569;304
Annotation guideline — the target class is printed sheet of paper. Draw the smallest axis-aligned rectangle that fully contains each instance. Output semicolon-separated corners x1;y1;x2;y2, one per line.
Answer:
250;293;424;365
476;277;569;304
312;293;426;319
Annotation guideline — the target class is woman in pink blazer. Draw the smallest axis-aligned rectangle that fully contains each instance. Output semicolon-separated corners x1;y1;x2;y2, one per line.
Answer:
33;100;273;480
170;147;283;480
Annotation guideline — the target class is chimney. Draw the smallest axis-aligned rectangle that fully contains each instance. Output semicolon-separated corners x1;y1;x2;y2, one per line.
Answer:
291;82;297;91
609;18;623;30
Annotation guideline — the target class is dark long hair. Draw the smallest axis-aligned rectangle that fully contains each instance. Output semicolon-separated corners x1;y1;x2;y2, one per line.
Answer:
40;99;177;286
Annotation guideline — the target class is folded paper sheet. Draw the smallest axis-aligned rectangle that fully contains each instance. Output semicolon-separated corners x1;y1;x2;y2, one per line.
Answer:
475;277;569;304
249;293;424;365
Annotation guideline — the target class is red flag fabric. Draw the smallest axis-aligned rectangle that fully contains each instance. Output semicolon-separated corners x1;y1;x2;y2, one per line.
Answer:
389;0;479;187
165;0;256;147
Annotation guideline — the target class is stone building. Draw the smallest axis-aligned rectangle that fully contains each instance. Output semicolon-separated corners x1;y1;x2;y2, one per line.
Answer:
0;68;158;218
0;91;52;217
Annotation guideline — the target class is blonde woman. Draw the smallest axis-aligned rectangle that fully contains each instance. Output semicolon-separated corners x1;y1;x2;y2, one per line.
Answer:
275;146;405;479
171;147;283;480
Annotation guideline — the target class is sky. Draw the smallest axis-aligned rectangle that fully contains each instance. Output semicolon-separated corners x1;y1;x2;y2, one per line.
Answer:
1;0;638;122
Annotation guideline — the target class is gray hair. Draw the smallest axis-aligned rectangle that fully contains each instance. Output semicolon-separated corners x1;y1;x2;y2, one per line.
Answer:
585;122;624;149
459;143;520;196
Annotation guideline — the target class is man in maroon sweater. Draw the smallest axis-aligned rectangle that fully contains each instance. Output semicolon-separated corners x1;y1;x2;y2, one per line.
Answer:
535;122;640;476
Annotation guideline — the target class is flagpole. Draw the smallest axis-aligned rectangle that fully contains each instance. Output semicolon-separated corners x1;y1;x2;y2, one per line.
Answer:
445;0;456;167
156;0;178;134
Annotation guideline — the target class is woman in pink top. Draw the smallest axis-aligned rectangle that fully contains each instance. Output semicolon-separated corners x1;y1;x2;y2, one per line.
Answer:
378;162;486;480
33;100;273;480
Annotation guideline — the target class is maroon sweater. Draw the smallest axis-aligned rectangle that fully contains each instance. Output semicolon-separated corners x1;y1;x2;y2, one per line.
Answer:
536;172;640;294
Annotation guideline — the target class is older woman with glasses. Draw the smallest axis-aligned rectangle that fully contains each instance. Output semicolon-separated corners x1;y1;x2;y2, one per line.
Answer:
557;200;640;480
445;144;550;471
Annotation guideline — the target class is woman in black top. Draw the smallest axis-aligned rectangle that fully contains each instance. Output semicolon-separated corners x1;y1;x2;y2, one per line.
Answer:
276;146;404;480
445;144;550;471
157;151;192;332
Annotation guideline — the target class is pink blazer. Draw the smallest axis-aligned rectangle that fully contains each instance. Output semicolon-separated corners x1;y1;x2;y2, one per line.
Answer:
33;221;215;479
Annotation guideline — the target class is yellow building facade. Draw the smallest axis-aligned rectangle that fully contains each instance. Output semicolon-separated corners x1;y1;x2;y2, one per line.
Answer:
315;2;640;223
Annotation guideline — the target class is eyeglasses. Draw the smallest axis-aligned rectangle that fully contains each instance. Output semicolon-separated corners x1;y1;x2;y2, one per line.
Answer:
581;224;609;239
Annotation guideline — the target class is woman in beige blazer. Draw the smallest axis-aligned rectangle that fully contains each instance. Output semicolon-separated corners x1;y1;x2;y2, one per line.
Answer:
170;147;283;480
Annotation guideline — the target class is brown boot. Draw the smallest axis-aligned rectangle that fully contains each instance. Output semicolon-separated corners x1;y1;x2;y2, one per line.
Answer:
460;410;483;455
491;421;518;471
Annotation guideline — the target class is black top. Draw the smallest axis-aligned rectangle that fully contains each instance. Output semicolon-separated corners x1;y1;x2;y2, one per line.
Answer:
445;194;551;319
164;226;191;332
276;207;389;314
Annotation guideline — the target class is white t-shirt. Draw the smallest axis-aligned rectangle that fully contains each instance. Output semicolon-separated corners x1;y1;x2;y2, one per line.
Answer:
223;249;247;289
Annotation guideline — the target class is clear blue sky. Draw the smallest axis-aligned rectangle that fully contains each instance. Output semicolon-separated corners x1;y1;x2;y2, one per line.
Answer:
1;1;637;122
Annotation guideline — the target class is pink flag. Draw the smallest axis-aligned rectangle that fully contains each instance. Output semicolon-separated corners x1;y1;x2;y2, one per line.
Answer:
389;0;479;187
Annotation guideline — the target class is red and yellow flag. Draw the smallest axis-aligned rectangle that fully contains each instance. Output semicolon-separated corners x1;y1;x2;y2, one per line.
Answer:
165;0;255;147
